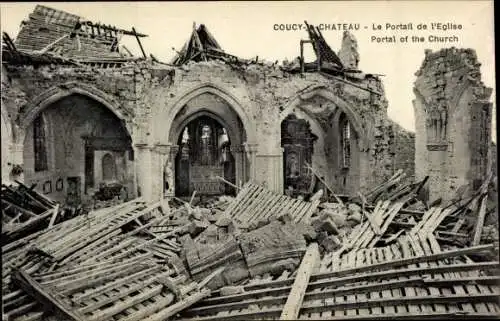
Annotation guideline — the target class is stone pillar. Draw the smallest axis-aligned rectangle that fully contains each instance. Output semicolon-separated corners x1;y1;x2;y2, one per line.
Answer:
358;150;370;194
413;48;493;203
167;145;179;197
10;143;25;182
244;142;258;181
254;146;284;193
153;144;169;201
154;144;178;198
134;143;154;202
231;144;246;188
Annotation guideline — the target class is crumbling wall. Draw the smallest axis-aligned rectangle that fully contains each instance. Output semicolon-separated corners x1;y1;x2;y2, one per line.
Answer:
338;31;360;69
389;121;416;182
4;57;398;200
22;95;133;203
414;48;493;202
147;59;395;195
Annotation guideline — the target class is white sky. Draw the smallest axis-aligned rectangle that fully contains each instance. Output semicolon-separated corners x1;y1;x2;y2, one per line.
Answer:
0;1;495;139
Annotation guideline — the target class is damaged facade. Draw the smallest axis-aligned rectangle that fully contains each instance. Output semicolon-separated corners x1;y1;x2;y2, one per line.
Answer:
2;5;415;206
414;48;494;203
1;5;498;321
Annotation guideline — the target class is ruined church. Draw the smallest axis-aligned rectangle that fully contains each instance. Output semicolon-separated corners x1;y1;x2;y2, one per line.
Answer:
1;5;494;208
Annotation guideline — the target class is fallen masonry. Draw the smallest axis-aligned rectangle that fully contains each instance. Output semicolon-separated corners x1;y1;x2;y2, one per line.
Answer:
2;170;499;321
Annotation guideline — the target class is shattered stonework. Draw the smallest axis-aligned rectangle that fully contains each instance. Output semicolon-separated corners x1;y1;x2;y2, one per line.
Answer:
414;47;493;202
2;57;406;201
338;31;360;69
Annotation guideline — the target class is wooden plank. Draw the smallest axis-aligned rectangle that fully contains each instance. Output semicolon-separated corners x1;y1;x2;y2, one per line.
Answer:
409;234;447;313
419;234;458;312
222;182;253;215
399;236;432;313
85;284;163;320
118;292;175;321
368;202;405;247
177;310;500;321
229;184;262;222
345;250;357;316
56;261;151;295
363;209;382;235
143;289;211;321
237;245;497;295
473;195;488;246
13;269;86;321
411;208;437;235
72;266;165;303
238;187;271;224
273;198;300;221
391;243;419;314
287;198;310;223
298;198;321;223
355;249;370;317
380;246;405;313
363;248;382;315
247;192;281;223
281;243;319;320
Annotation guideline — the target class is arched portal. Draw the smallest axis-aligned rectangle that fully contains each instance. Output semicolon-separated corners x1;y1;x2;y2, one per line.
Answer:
175;115;236;197
281;114;318;196
326;109;362;195
166;91;250;198
22;94;134;205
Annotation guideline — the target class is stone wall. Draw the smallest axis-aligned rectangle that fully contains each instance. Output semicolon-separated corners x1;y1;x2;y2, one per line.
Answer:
3;57;401;201
414;48;493;202
390;121;416;182
21;94;133;203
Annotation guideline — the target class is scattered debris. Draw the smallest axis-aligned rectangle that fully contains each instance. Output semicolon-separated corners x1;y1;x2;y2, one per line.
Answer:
2;171;498;320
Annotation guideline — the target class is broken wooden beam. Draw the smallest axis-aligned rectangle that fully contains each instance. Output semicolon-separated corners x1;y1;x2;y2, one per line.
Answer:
132;26;146;58
280;242;319;320
13;269;86;321
472;194;489;246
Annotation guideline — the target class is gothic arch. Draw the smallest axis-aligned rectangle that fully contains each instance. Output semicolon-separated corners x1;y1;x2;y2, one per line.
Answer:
280;109;325;155
18;82;131;134
158;83;257;145
170;109;243;148
279;85;370;150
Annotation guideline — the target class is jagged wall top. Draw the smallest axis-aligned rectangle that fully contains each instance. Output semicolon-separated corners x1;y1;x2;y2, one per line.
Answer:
414;47;492;107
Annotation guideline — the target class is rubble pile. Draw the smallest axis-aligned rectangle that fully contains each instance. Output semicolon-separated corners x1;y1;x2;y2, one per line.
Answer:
2;173;498;320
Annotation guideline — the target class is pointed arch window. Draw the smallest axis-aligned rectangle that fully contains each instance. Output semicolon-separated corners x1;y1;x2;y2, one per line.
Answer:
33;115;48;172
340;115;351;169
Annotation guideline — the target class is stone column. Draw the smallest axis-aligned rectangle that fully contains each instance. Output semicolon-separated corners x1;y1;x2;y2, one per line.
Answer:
244;142;258;181
134;143;153;202
166;145;179;197
154;144;178;198
230;145;246;188
253;145;283;193
153;144;169;201
10;143;25;182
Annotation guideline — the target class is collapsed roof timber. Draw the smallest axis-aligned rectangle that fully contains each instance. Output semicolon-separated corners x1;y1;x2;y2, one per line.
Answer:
1;4;498;321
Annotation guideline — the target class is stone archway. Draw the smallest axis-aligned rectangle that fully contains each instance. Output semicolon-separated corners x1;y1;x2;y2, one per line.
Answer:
156;84;256;199
18;82;131;134
174;115;237;197
279;85;370;151
157;83;257;146
19;88;135;205
279;85;370;195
